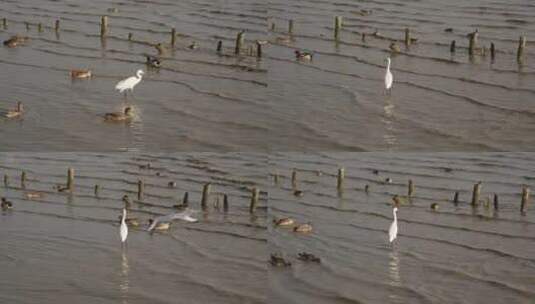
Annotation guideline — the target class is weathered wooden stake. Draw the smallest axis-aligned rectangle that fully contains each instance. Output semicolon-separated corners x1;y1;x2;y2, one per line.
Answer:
235;31;244;55
248;45;254;56
25;22;30;31
364;184;369;193
201;183;211;209
67;168;74;191
2;18;7;29
100;16;108;37
256;41;262;58
404;28;411;46
94;185;100;197
471;182;481;206
223;194;229;212
453;191;459;204
171;28;176;47
21;171;26;189
3;175;8;187
288;19;294;34
128;33;133;41
337;168;345;190
490;42;495;61
38;23;43;33
291;169;297;189
182;192;189;206
520;186;530;214
249;187;259;214
361;33;366;42
273;172;279;185
517;36;526;63
216;40;222;53
408;179;414;197
493;193;498;210
334;16;342;40
55;20;60;32
137;179;144;200
468;31;478;56
450;40;456;53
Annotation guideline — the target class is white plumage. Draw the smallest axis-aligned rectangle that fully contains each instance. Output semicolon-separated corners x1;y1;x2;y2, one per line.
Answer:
147;209;198;232
385;57;393;91
120;208;128;243
389;207;398;243
115;69;144;94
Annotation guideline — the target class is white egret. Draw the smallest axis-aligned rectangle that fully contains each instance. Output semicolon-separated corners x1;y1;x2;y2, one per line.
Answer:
115;69;144;99
388;207;398;243
120;208;128;243
384;57;393;94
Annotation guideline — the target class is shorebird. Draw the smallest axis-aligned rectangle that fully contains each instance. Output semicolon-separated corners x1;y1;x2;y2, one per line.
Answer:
389;207;398;244
120;208;128;243
384;57;393;94
115;70;144;99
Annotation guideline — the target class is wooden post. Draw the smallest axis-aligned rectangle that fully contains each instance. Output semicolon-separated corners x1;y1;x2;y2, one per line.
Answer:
235;31;244;55
493;193;498;210
337;168;345;191
223;194;229;212
170;28;176;47
217;40;222;53
517;36;526;63
182;192;189;206
273;172;279;185
94;185;99;197
25;22;30;31
38;23;43;33
334;16;342;40
364;184;369;193
128;33;133;41
2;18;7;29
408;179;414;197
453;191;459;204
450;40;456;53
404;28;411;46
55;20;60;32
521;186;530;214
490;43;495;61
21;171;26;189
288;19;294;34
361;33;366;42
468;31;478;56
256;41;262;58
249;187;259;214
3;175;8;187
137;179;144;200
67;168;74;191
471;182;481;206
270;23;275;31
248;45;254;56
201;183;211;209
100;16;108;37
291;169;297;189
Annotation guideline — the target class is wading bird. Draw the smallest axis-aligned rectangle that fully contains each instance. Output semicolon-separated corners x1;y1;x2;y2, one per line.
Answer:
389;207;398;244
115;70;144;99
384;57;393;94
120;208;128;243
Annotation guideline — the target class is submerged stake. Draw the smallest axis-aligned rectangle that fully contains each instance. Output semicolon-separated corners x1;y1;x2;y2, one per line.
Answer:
171;28;176;47
235;31;244;55
493;193;498;210
471;182;481;206
404;28;411;46
521;186;530;214
249;187;259;214
334;16;342;40
337;168;345;190
490;42;495;61
3;175;8;188
55;20;60;32
291;169;297;190
67;168;74;191
201;183;211;209
223;194;229;212
100;16;108;37
216;40;222;53
408;179;414;197
288;19;294;34
453;191;459;204
517;36;526;64
450;40;456;53
182;192;189;206
137;179;144;200
94;185;100;197
21;171;26;189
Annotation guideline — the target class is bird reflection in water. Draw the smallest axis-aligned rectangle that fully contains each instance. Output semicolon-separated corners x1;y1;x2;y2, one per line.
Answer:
382;97;397;148
388;249;402;302
120;249;130;303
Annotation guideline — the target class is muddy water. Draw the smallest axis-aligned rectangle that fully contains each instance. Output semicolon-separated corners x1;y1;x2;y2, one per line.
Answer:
0;153;267;303
268;0;535;151
269;153;535;303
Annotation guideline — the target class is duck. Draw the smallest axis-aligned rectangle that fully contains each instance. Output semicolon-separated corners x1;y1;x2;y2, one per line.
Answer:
385;177;393;184
293;190;304;197
145;55;161;68
444;28;453;33
392;195;408;207
270;253;291;267
294;223;313;233
139;163;151;170
372;169;379;175
104;107;133;122
295;50;313;61
25;192;44;199
4;102;23;118
118;214;140;227
70;69;92;79
430;203;439;210
122;195;132;209
188;41;198;50
389;42;401;53
297;252;321;263
3;35;29;48
1;197;13;210
273;217;294;227
147;218;170;231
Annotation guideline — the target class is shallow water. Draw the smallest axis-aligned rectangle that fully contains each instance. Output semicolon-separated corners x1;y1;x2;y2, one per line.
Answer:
268;152;535;303
0;153;267;304
1;0;534;151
